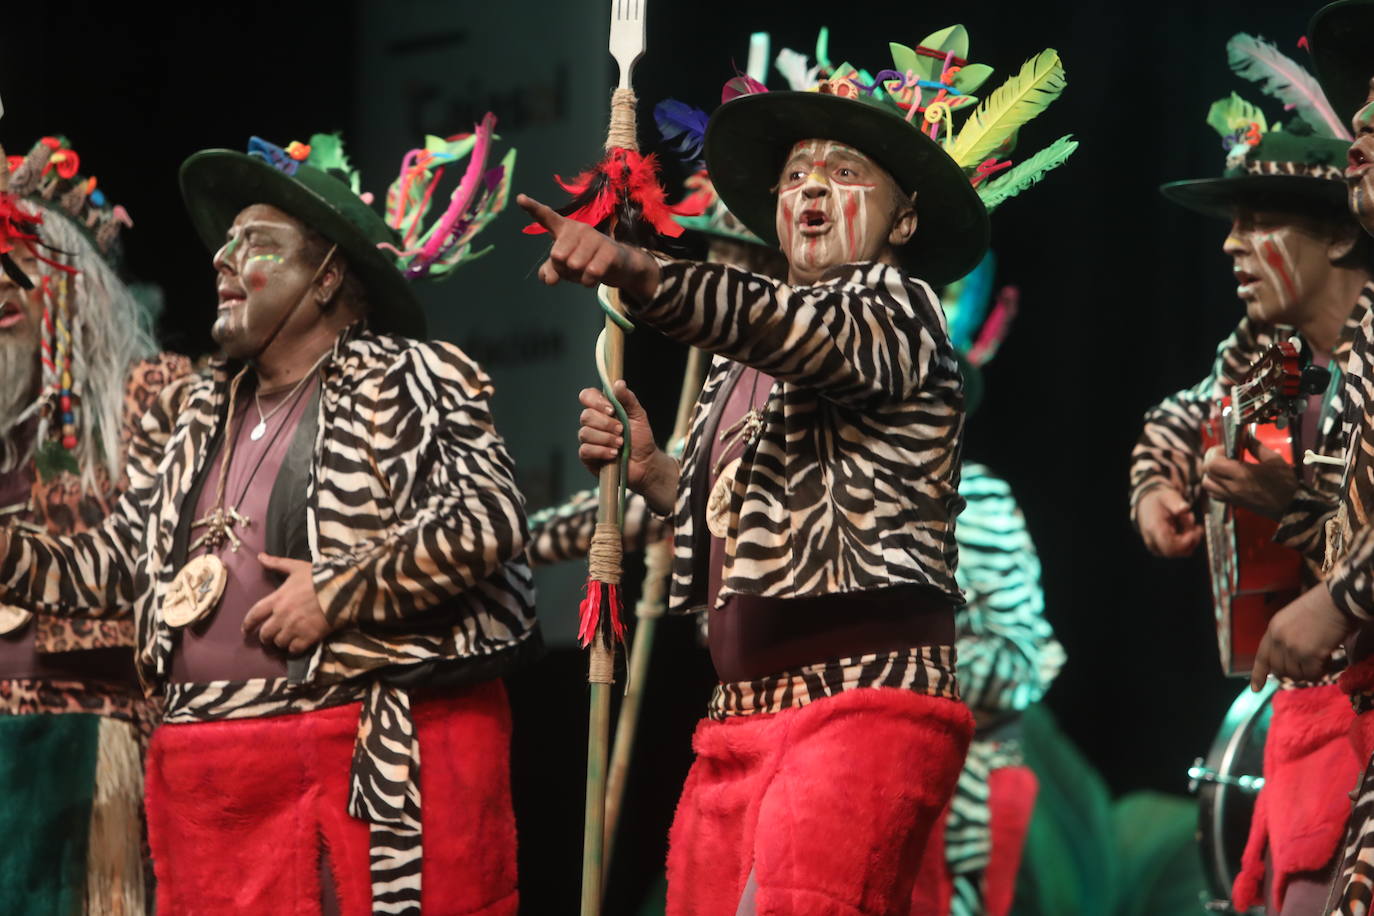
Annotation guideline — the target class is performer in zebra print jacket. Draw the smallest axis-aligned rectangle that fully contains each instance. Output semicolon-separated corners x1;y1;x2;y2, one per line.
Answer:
519;43;1012;906
1257;4;1374;911
0;128;535;915
1128;49;1372;913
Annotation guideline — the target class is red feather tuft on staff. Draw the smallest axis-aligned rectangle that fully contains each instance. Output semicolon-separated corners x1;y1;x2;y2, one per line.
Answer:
523;149;690;242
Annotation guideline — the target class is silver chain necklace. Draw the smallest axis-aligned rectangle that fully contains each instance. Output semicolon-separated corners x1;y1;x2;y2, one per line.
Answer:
250;352;329;441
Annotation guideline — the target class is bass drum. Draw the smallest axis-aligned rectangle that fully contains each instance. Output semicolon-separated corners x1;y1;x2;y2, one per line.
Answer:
1189;681;1277;913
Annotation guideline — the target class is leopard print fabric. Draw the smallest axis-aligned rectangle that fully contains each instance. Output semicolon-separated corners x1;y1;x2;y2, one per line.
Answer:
19;353;191;656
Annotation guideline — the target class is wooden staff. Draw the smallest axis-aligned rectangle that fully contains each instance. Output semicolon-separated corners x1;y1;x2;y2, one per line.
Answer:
602;345;707;884
580;4;648;912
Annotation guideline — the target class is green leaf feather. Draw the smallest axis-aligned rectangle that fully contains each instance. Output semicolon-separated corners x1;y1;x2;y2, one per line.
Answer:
976;135;1079;212
947;49;1066;168
919;25;969;63
952;62;994;94
815;27;832;74
889;42;918;77
1205;92;1268;139
306;133;361;193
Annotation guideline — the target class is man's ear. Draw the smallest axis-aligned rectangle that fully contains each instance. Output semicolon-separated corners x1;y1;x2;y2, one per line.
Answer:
1329;221;1361;265
315;258;344;310
889;191;919;246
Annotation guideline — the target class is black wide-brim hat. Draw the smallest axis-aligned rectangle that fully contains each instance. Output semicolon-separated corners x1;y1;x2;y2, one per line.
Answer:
1159;131;1351;220
1310;0;1374;125
180;151;427;339
703;92;990;287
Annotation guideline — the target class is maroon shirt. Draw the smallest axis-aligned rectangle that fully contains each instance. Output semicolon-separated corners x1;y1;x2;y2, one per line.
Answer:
0;422;131;682
170;378;316;683
702;363;954;683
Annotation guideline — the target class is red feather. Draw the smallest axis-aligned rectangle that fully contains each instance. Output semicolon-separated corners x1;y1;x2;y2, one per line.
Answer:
0;193;44;289
577;579;626;648
524;149;690;240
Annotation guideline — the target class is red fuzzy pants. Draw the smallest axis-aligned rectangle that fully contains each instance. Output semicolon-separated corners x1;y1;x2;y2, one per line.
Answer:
144;680;518;916
1232;684;1360;913
909;765;1039;916
666;687;973;916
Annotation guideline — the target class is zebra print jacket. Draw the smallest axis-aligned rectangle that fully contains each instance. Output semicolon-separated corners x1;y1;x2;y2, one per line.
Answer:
527;462;1061;714
628;260;966;613
1323;301;1374;622
1129;285;1374;564
0;326;538;692
954;462;1063;717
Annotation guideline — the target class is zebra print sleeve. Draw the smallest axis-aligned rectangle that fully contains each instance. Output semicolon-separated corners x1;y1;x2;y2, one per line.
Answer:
1129;317;1277;517
0;372;189;615
311;341;531;626
1329;524;1374;621
526;489;669;568
953;464;1065;714
1275;481;1339;564
632;261;947;405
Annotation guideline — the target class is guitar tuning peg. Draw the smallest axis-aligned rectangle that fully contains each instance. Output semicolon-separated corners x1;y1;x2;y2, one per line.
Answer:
1301;365;1333;396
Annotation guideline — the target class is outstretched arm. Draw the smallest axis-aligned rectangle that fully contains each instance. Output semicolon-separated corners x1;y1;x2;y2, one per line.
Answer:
0;373;188;616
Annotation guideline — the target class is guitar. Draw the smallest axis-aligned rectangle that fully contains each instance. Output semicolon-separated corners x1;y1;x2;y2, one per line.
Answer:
1201;338;1330;677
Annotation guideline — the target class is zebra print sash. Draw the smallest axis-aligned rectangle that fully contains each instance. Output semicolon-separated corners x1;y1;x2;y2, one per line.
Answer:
162;677;424;915
706;646;960;720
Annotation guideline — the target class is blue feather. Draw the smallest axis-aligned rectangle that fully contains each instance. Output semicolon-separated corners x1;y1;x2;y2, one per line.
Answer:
947;250;997;351
246;136;299;175
653;99;710;167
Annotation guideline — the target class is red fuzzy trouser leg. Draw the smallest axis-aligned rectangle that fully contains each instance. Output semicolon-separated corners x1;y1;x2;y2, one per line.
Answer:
907;766;1037;916
1232;684;1360;913
982;766;1038;916
908;803;952;915
145;680;518;916
666;687;973;916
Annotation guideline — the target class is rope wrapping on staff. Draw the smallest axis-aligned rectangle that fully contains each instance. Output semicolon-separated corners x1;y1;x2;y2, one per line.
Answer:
606;89;638;150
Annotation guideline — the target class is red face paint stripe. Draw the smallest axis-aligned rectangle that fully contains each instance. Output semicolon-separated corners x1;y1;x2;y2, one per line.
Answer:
1262;239;1299;300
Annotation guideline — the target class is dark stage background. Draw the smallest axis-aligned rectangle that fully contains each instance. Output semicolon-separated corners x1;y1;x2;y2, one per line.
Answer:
0;1;1325;911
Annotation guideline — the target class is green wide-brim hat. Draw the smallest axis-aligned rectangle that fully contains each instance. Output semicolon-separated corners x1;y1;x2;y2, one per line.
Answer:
179;151;427;339
1310;0;1374;125
703;92;990;287
1160;130;1351;220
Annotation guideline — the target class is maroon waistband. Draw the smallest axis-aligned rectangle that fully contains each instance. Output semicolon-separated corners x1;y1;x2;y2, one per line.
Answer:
706;584;956;683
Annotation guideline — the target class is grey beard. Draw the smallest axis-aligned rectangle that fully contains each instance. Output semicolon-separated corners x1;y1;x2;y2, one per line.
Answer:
0;334;41;472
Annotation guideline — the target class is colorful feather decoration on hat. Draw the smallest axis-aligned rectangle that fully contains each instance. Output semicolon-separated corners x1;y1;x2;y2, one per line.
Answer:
947;49;1066;169
247;137;302;176
722;73;770;103
775;46;819;91
653;99;710;168
1227;33;1351;140
381;113;516;279
976;135;1079;212
305;133;363;194
1206;92;1269;140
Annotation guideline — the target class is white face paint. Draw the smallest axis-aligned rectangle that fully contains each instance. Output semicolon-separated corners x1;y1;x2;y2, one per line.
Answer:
1223;208;1338;324
774;140;908;285
1347;87;1374;234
